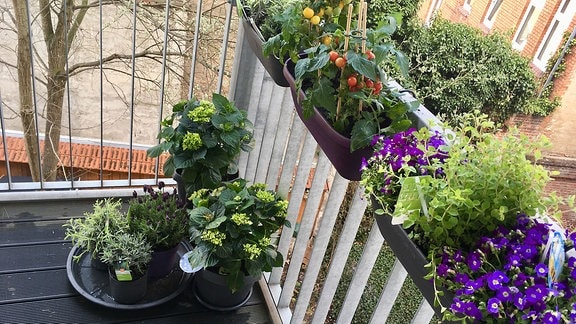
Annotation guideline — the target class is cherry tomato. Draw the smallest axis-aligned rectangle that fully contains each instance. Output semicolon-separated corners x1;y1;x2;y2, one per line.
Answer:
347;76;357;87
329;51;339;62
335;57;346;68
365;79;374;88
303;7;314;19
310;15;321;25
366;50;375;60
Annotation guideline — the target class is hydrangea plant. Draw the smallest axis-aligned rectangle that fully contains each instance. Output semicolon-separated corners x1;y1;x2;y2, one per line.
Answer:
147;93;254;195
182;178;290;292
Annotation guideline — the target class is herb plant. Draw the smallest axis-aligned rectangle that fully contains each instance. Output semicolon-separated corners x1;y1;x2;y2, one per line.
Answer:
127;182;188;250
100;231;153;277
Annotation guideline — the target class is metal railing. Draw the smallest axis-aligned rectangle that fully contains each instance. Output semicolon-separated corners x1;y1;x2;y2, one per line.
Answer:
0;1;438;323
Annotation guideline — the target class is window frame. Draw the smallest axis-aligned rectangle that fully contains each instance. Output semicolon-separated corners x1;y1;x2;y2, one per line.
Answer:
533;0;576;70
483;0;504;29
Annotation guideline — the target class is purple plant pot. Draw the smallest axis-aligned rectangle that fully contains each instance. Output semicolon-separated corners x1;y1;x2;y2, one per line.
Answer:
283;59;372;181
241;12;288;87
148;244;180;280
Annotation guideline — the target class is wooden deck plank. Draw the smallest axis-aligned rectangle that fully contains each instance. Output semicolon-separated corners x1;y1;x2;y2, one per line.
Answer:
0;198;274;323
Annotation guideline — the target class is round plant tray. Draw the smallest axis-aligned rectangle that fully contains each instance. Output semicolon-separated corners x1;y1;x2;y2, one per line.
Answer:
66;241;193;310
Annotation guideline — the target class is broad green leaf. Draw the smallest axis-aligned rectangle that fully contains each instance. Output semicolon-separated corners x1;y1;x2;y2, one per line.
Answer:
347;52;379;81
206;216;227;229
350;119;377;151
294;58;310;80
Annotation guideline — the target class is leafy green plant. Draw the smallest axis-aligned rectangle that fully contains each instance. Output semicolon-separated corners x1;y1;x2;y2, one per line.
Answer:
395;112;562;252
292;20;417;151
127;182;188;250
398;18;538;124
147;93;254;195
237;0;301;41
64;198;128;261
262;0;351;64
100;231;153;277
182;178;290;292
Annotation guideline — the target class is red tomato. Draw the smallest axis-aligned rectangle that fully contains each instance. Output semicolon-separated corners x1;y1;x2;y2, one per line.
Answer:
366;50;375;60
347;76;357;87
335;57;346;68
365;79;374;88
329;51;339;62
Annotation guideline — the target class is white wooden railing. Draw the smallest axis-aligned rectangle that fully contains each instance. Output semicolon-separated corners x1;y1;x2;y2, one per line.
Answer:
0;1;439;323
231;21;438;323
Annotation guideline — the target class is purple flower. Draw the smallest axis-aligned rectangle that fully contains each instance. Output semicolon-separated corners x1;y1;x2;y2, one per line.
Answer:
496;286;513;302
467;251;482;271
541;310;560;323
463;301;482;320
525;284;547;305
359;157;369;171
487;271;509;291
486;297;500;315
535;263;548;277
455;273;469;284
436;263;449;277
513;293;525;310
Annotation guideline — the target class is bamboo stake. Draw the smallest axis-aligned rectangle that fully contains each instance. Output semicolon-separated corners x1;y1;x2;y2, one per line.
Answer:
338;4;354;120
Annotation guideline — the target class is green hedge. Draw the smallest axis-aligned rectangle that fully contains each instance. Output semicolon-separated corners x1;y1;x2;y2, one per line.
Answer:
398;18;540;123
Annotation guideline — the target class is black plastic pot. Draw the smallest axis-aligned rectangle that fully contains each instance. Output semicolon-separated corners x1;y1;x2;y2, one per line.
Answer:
372;199;453;316
148;244;180;280
193;267;260;311
108;268;148;305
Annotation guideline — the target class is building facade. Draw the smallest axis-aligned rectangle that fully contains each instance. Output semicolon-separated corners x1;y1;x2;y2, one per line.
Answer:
417;0;576;158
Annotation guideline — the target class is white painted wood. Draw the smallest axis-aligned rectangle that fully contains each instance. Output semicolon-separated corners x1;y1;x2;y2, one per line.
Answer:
290;173;349;324
278;151;333;307
336;222;385;324
311;185;368;323
369;259;408;324
412;298;436;324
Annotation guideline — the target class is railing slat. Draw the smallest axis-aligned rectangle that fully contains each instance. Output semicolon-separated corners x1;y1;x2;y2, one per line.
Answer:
270;132;318;286
278;151;333;308
336;222;385;324
369;259;408;323
412;298;435;324
311;185;368;323
291;173;349;324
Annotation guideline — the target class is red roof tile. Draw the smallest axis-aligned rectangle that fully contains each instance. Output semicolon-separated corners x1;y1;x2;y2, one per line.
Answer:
0;136;168;175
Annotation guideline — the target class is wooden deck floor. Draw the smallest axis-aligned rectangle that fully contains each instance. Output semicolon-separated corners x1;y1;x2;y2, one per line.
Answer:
0;198;273;324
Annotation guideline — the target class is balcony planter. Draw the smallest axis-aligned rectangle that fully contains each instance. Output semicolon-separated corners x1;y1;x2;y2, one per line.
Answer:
193;267;261;311
240;8;288;87
373;208;453;317
283;59;442;181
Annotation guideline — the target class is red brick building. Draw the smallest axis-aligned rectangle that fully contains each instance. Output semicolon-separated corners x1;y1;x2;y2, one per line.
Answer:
418;0;576;157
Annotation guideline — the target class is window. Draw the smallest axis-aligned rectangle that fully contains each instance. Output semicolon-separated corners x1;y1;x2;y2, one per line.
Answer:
425;0;444;25
483;0;504;29
533;0;576;70
512;0;545;50
463;0;474;13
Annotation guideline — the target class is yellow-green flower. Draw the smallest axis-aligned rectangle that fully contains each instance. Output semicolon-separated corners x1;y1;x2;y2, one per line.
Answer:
256;190;275;203
243;243;262;260
259;237;271;247
188;101;215;123
231;213;252;226
201;229;226;246
276;200;288;216
182;132;202;151
189;188;209;201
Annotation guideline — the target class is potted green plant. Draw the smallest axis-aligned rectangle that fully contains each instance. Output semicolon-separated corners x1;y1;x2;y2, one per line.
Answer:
100;231;153;305
64;198;128;269
236;0;300;86
361;111;576;320
281;4;417;180
147;93;254;200
180;178;290;311
127;182;188;279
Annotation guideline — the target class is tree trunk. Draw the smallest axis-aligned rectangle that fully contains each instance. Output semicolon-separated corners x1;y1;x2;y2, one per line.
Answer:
12;0;41;181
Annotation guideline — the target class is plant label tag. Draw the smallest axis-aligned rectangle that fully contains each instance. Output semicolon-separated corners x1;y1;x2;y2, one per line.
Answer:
392;176;431;224
115;261;133;281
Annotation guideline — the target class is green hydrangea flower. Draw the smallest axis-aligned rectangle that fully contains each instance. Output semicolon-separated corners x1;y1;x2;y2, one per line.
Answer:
231;213;252;226
256;190;275;203
182;132;202;151
201;229;226;246
188;101;215;123
243;243;262;260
